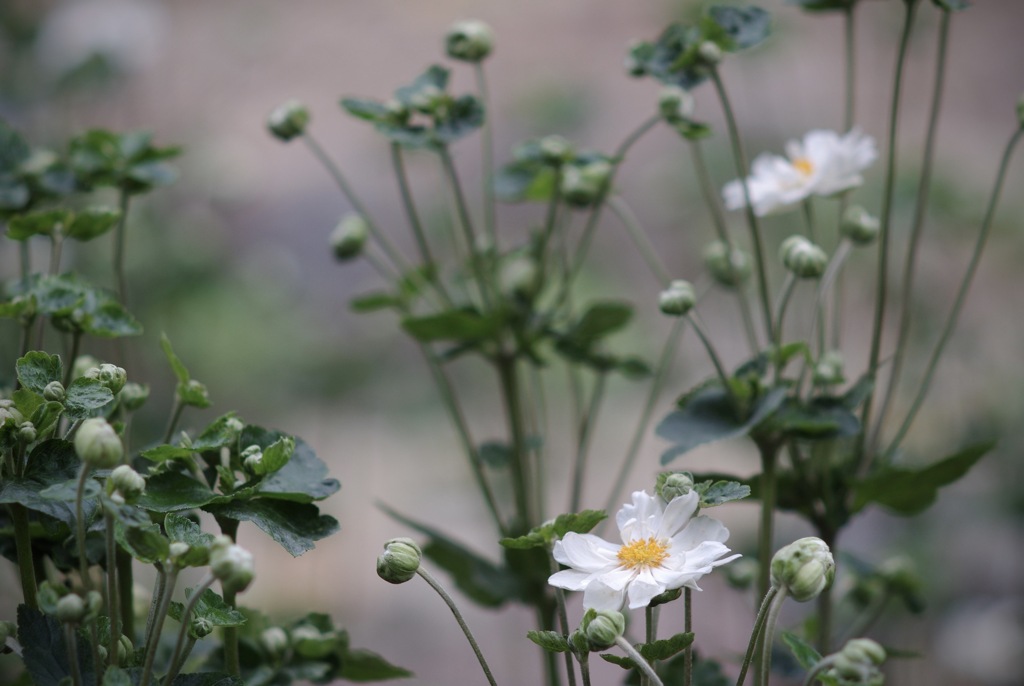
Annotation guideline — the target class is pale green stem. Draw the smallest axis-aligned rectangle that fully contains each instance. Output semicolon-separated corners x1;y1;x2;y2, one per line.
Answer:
474;62;498;249
105;511;121;668
497;354;533;529
440;145;493;309
683;588;693;686
162;574;215;686
736;587;779;686
756;445;778;606
66;624;85;686
569;372;607;513
162;399;185;445
843;5;857;133
416;567;498;686
803;656;840;686
49;234;64;276
615;636;663;686
689;139;732;245
579;652;593;686
687;312;731;395
113;191;131;304
549;551;578;686
145;565;167;647
75;465;93;593
139;566;179;686
116;547;135;641
772;274;798;365
528;365;550;524
11;503;38;610
758;588;787;686
607;195;671;286
885;125;1024;458
63;331;82;388
802;200;817;244
643;606;655;686
807;241;852;363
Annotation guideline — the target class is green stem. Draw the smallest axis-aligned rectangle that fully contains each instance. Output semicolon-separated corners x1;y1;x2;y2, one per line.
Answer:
607;195;671;285
756;445;778;605
687;313;731;394
689;139;732;245
49;234;65;276
64;331;82;388
440;145;492;309
772;274;798;364
803;656;839;686
105;511;121;668
162;399;185;445
117;547;135;642
885;125;1024;457
710;68;775;343
163;574;215;686
615;636;663;686
548;551;578;686
802;200;817;244
643;606;655;686
579;652;593;686
66;624;85;686
113;191;131;304
496;354;533;529
843;5;857;133
218;518;241;677
683;588;693;686
736;587;779;686
872;8;953;454
140;566;179;686
145;565;167;648
75;464;93;592
11;503;38;609
416;567;498;686
859;0;920;465
19;238;31;284
758;589;788;686
570;372;607;513
474;62;498;250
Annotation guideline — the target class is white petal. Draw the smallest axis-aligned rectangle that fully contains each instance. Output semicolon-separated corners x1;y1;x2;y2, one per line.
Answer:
626;570;666;609
548;568;594;591
669;515;730;551
583;578;627;612
656;491;699;539
616;491;661;542
597;566;638;592
554;533;620;572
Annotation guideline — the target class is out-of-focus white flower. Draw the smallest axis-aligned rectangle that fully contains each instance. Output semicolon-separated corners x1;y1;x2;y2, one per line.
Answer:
548;490;739;611
723;129;877;216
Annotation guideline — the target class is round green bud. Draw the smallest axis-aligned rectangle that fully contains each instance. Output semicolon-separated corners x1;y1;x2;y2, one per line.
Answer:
180;379;210;406
168;541;191;565
813;350;845;386
268;100;310;142
18;421;37;445
191;617;214;638
116;634;133;665
841;205;880;246
86;590;103;617
56;593;86;624
560;160;612;207
291;625;336;659
581;609;625;650
260;626;290;658
376;537;421;584
241;444;263;473
831;654;885;686
408;84;447;115
659;472;695;501
538;135;574;165
770;536;835;602
658;86;696;121
86;363;127;394
780;235;828;279
698;41;723;65
43;380;66;402
119;382;150;412
500;255;541;300
210;537;255;593
74;417;124;469
703;240;752;288
444;20;494;63
0;402;24;427
110;464;146;500
841;638;886;666
330;213;369;261
659;280;697;317
72;355;100;381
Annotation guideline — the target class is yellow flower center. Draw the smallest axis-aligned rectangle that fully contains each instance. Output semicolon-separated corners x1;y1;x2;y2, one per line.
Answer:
617;537;669;570
793;157;815;176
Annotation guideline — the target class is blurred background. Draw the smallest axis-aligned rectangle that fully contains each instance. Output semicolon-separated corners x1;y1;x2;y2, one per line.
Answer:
1;0;1023;684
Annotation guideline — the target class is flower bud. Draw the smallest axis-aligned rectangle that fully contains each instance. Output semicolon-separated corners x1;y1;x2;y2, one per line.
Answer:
168;541;191;565
43;380;66;402
86;363;127;394
210;537;255;593
444;20;494;63
119;382;150;412
181;379;210;406
780;235;828;279
698;41;723;65
191;617;213;638
0;402;24;427
86;590;103;617
0;620;14;644
538;135;574;165
330;213;369;261
703;240;752;288
18;422;37;444
110;464;146;500
261;626;290;658
624;41;648;77
560;160;612;207
841;205;880;246
116;634;133;665
770;536;835;602
580;608;625;650
241;444;263;473
268;100;310;142
74;417;124;469
658;280;696;317
841;638;886;666
72;355;100;381
813;350;845;386
658;86;696;121
376;537;421;584
501;255;541;300
56;593;87;624
291;625;337;659
658;472;695;502
830;639;886;686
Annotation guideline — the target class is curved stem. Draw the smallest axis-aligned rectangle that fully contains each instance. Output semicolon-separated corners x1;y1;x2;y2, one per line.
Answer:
440;145;493;309
736;587;779;686
145;565;167;648
416;567;498;686
162;399;185;445
687;312;731;394
772;274;798;363
615;636;663;686
710;68;775;343
872;8;952;453
688;139;732;245
116;548;135;643
885;125;1024;456
113;191;131;304
803;656;839;686
162;574;215;686
607;195;672;286
474;63;498;250
570;372;607;513
758;587;788;686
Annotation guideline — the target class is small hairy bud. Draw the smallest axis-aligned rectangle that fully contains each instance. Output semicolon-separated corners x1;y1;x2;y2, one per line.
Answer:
770;537;835;602
658;280;697;317
119;382;150;412
191;617;214;638
560;160;612;207
17;422;37;445
697;41;723;65
501;255;541;300
74;417;124;469
376;537;421;584
538;135;574;166
780;235;828;279
241;444;263;473
444;20;494;63
72;355;100;381
116;634;133;665
658;472;695;501
703;240;752;287
261;626;290;658
110;464;146;500
580;608;625;650
813;350;845;386
330;213;369;261
658;86;696;121
86;363;127;394
268;100;310;142
841;205;880;246
56;593;86;624
210;537;255;593
43;380;66;402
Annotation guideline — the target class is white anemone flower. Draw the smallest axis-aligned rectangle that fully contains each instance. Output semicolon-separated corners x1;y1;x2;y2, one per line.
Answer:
723;128;877;216
548;490;740;611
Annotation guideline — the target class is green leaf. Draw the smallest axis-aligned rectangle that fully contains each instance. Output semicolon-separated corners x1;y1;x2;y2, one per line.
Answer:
63;377;115;420
500;509;607;550
566;301;633;346
382;505;521;607
18;605;94;686
80;292;143;337
165;512;215;547
657;386;786;464
16;351;63;393
337;643;413;682
0;440;81;524
852;440;994;514
252;435;295;476
258;437;340;503
119;523;170;564
0;118;31;171
602;653;636;669
697;480;750;507
205;499;338;557
707;6;772;50
527;630;573;653
401;310;500;343
140;445;196;462
160;333;190;383
933;0;970;10
639;632;694;661
168;674;244;686
168;587;246;629
8;209;72;239
190;413;243;452
768;398;861;440
782;631;822;670
65;207;121;241
137;472;217;512
394;65;450;106
340;97;392;122
350;291;403;313
435;95;485;144
787;0;858;11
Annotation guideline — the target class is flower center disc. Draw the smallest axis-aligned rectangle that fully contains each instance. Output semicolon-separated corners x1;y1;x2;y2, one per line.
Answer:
793;157;815;176
617;537;669;570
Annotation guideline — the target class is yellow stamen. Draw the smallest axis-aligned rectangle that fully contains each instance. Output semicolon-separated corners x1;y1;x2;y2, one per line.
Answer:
617;537;669;570
793;157;814;176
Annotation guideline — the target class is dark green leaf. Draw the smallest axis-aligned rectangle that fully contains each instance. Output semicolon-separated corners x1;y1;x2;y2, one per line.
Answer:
140;445;196;462
340;98;392;122
191;413;243;452
527;630;573;653
479;441;510;468
769;398;861;440
782;631;822;670
120;523;170;563
350;291;403;313
64;378;115;420
0;119;31;171
707;6;772;50
337;645;413;682
206;499;338;557
787;0;857;11
252;435;294;476
18;605;94;686
394;65;450;106
0;177;29;211
7;209;71;239
602;653;636;669
168;674;244;686
698;480;750;507
259;437;340;503
165;512;214;546
566;302;633;346
552;510;607;537
852;441;994;514
137;472;217;512
639;632;694;661
435;95;485;143
168;587;246;629
160;333;190;384
401;310;500;343
16;351;63;393
80;293;143;338
0;440;81;524
65;207;121;241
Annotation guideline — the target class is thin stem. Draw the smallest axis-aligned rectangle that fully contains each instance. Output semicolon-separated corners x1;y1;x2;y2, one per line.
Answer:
687;313;731;394
710;68;775;343
736;587;779;686
872;8;953;454
807;241;852;362
570;372;607;513
49;235;65;276
756;445;778;605
166;636;197;683
497;355;533;529
113;191;131;304
139;566;179;686
772;274;798;361
474;63;498;249
19;238;31;283
683;588;693;686
615;636;663;686
803;656;840;686
802;200;817;244
218;518;241;677
105;511;121;668
162;399;185;445
64;331;82;388
145;565;167;647
859;0;920;465
116;548;135;643
75;464;93;593
579;652;593;686
689;139;732;245
416;567;498;686
643;606;655;686
548;551;578;686
843;5;857;133
11;503;38;609
66;624;85;686
440;145;492;309
758;588;788;686
302;132;409;272
607;195;672;286
163;574;215;686
885;125;1024;456
836;589;890;645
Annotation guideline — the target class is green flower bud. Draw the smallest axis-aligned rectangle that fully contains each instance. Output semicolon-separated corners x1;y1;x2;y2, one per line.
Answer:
659;280;696;317
408;84;446;114
538;135;574;166
74;417;124;469
501;255;541;300
119;382;150;412
110;464;146;500
261;626;290;658
444;20;494;63
658;472;695;501
180;379;210;406
580;608;625;650
72;355;100;381
841;638;886;666
330;213;369;261
376;537;421;584
86;590;103;618
18;422;37;444
268;100;310;142
703;240;752;288
770;536;835;602
210;537;255;593
43;380;66;402
56;593;87;624
561;160;612;207
291;625;336;659
191;617;213;638
624;42;648;77
241;444;263;473
658;86;696;121
116;634;133;665
86;363;127;394
841;205;880;246
724;557;759;590
0;402;25;427
168;541;192;566
813;350;845;386
780;235;828;279
698;41;723;65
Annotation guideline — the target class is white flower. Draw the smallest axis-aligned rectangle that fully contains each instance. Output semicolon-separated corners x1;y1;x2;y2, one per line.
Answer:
548;490;740;611
723;129;877;216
